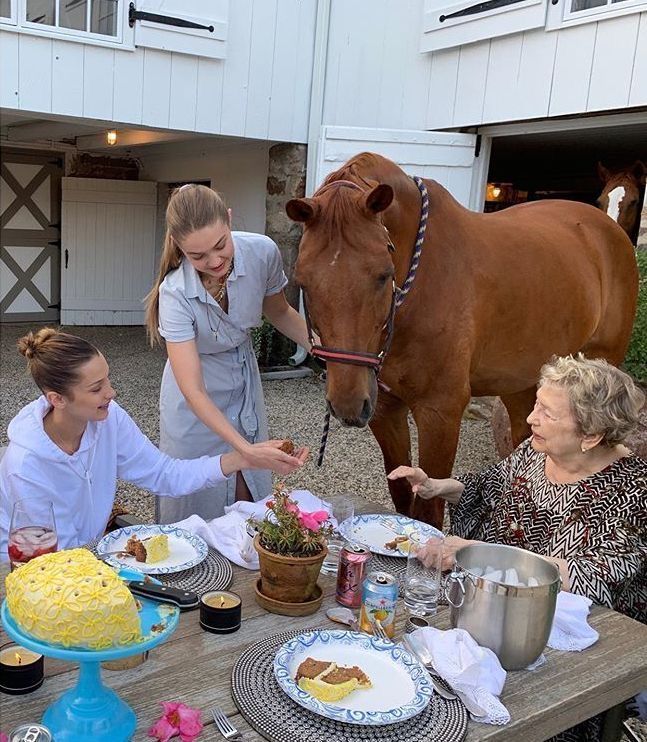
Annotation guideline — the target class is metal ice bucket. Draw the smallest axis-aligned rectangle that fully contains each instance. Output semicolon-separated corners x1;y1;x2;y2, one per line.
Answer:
445;542;560;670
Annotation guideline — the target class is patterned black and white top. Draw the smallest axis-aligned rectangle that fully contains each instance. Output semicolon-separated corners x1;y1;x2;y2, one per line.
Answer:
450;439;646;624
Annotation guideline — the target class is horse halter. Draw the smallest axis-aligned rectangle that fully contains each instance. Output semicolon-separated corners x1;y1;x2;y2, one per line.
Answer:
304;176;430;465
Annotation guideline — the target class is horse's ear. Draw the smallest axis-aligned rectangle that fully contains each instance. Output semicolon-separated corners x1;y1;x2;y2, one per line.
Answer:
631;160;646;185
597;162;611;184
286;198;318;223
365;184;393;214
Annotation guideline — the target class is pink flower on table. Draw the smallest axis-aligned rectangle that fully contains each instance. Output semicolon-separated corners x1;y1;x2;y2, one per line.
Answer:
148;701;203;742
298;510;329;532
1;732;8;742
285;500;300;515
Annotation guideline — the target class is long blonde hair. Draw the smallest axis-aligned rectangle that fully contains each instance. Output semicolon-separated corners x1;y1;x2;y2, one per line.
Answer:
145;184;229;345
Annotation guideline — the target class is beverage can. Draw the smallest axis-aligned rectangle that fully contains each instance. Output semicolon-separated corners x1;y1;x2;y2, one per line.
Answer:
359;571;398;637
335;543;371;608
405;615;430;633
9;724;53;742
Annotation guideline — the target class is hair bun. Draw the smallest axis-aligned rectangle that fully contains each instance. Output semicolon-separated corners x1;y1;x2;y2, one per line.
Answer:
17;327;59;359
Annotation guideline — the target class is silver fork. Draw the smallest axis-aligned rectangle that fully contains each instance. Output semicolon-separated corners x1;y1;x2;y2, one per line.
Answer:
211;706;242;740
371;618;390;641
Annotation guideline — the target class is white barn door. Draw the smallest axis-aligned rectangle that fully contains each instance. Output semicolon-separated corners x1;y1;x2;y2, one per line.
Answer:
316;126;482;209
61;179;157;325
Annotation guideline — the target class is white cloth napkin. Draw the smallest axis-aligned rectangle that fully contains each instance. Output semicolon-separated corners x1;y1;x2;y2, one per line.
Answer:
171;490;330;569
547;591;599;651
409;627;510;725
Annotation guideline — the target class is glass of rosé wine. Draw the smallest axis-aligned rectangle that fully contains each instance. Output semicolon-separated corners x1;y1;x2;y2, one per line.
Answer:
8;499;58;570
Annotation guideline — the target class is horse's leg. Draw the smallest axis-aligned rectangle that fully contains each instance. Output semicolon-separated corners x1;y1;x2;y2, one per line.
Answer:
410;396;469;530
369;390;413;516
500;387;536;447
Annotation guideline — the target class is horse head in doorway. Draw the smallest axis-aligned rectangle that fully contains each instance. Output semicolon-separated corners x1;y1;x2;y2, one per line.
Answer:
597;160;646;245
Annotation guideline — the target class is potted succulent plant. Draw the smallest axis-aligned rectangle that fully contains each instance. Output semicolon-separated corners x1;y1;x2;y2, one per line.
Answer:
249;488;333;609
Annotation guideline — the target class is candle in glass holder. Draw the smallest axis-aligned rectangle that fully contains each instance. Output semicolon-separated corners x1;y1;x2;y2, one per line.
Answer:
200;591;241;634
0;642;44;695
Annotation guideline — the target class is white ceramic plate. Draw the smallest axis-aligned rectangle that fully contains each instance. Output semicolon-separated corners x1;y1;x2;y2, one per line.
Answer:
274;629;433;725
97;524;208;574
339;514;442;557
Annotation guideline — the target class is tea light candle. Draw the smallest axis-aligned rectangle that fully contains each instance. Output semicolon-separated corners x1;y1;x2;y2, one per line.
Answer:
0;642;44;695
200;591;242;634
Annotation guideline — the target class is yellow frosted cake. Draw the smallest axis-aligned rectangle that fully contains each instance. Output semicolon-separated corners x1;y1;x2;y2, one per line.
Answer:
5;549;142;650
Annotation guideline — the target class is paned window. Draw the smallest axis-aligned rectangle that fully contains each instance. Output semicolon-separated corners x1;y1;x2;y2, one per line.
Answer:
22;0;119;37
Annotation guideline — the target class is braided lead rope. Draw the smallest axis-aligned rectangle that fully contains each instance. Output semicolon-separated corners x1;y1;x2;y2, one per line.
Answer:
395;175;428;308
316;409;331;467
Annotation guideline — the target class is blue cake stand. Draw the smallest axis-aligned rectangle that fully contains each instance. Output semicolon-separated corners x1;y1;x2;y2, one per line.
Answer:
1;593;179;742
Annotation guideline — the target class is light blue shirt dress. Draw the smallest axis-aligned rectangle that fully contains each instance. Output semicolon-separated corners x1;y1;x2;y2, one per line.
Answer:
155;232;288;523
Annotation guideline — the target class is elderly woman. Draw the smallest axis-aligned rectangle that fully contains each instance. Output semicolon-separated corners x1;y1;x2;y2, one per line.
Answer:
390;355;646;742
389;354;646;621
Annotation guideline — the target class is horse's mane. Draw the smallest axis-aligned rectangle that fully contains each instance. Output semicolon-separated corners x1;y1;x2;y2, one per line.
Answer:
314;152;408;243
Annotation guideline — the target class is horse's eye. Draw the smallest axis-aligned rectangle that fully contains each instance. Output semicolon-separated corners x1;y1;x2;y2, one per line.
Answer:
377;273;391;285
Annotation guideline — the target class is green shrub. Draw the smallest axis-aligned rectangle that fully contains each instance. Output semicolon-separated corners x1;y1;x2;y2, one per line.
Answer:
623;250;647;384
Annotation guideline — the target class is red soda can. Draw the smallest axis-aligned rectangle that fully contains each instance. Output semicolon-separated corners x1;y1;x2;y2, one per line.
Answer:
336;543;371;608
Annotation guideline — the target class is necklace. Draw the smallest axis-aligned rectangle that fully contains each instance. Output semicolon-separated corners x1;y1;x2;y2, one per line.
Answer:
204;262;234;305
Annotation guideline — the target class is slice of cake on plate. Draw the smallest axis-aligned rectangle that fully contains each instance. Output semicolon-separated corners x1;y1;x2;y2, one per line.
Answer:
124;533;170;564
295;657;372;702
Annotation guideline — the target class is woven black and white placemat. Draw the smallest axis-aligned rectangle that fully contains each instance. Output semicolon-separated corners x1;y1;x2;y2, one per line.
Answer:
231;628;468;742
157;546;232;595
368;553;407;580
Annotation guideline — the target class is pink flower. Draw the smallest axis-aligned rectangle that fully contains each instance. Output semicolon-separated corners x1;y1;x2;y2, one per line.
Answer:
1;733;8;742
148;701;203;742
285;500;300;515
298;510;330;532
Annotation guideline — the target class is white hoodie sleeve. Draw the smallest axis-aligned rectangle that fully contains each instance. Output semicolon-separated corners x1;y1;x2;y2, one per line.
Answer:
114;405;230;496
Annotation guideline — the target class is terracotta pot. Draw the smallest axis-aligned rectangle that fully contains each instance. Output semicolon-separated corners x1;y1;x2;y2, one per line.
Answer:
254;535;327;604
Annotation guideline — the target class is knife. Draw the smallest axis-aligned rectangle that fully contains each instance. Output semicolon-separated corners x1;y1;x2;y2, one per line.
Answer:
124;580;200;610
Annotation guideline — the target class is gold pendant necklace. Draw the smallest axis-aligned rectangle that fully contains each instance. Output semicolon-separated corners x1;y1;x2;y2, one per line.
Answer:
204;262;234;305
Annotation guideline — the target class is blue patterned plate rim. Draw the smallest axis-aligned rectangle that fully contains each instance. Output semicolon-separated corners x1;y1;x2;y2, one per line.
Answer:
273;629;433;725
96;524;208;574
339;514;442;557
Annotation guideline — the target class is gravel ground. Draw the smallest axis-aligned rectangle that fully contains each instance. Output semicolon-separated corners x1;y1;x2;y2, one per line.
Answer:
1;324;644;741
0;324;497;520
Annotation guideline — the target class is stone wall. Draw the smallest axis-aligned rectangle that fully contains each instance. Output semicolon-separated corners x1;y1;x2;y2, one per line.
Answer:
67;153;139;180
264;143;307;309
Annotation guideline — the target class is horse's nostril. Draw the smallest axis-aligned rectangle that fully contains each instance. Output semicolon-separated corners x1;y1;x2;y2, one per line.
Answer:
360;398;373;423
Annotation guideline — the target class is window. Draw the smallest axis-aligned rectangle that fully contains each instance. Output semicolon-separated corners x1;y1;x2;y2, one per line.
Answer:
564;0;646;19
25;0;119;37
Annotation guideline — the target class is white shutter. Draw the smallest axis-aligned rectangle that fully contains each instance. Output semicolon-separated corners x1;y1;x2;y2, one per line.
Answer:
61;178;157;326
131;0;227;59
316;126;480;209
421;0;548;52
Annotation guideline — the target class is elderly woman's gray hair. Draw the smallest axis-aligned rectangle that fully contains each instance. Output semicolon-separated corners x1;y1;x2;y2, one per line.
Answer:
539;354;645;446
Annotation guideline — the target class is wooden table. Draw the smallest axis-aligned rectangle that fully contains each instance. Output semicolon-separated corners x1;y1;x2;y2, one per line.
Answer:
2;500;646;742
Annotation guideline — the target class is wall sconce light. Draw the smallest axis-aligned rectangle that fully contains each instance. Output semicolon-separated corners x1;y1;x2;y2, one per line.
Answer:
486;182;510;202
106;130;117;146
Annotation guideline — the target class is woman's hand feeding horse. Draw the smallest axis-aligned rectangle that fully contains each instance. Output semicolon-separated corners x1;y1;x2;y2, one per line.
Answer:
287;152;638;530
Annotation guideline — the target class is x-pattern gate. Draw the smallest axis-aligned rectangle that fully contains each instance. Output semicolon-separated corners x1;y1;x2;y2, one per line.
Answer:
0;150;62;323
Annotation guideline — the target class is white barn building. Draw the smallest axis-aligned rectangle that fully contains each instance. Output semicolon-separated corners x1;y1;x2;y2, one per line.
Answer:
1;0;645;325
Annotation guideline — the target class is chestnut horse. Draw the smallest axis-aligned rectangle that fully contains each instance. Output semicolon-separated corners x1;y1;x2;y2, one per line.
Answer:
287;153;638;529
597;160;646;245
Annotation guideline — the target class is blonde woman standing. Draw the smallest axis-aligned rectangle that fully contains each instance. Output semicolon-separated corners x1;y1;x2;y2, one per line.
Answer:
145;184;311;523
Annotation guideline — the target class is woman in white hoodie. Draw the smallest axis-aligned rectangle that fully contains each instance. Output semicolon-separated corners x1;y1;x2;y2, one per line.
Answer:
0;328;306;558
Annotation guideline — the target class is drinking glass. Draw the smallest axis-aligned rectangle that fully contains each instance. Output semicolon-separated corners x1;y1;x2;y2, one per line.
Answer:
403;533;444;616
320;494;355;576
8;499;58;571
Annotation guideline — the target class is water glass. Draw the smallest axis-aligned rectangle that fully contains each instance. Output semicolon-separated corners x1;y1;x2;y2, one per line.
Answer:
403;533;444;616
321;494;355;576
8;499;58;571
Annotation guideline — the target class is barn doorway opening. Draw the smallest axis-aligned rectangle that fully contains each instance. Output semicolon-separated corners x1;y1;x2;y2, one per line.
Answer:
484;121;647;243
